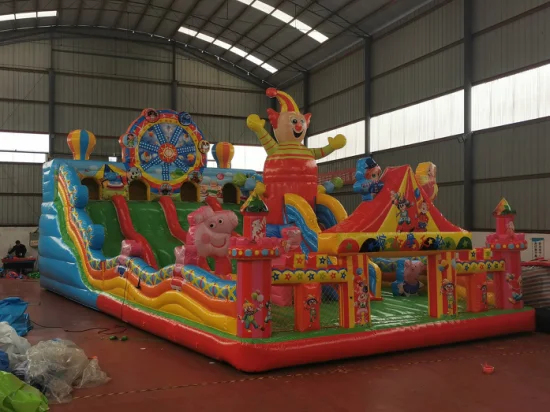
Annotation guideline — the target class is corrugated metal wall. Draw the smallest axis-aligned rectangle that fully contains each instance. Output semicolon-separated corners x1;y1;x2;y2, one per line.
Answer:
0;34;266;225
324;0;550;231
307;48;365;135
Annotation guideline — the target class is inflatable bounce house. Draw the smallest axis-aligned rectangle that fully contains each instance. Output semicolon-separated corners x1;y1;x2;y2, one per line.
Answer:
39;91;535;372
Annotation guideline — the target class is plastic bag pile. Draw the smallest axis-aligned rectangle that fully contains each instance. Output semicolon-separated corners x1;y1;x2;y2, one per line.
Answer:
0;322;110;405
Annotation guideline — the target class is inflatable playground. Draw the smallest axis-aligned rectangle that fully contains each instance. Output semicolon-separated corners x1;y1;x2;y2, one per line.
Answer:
39;89;535;372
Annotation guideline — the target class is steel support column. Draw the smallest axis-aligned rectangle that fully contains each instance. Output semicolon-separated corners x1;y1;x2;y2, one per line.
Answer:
303;72;310;147
171;43;178;111
463;0;473;230
364;37;372;155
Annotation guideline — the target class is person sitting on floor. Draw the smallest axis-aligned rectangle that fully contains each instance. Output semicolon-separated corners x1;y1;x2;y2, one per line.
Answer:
8;240;27;258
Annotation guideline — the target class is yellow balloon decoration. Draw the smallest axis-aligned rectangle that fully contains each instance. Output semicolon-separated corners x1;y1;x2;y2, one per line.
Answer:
67;129;97;160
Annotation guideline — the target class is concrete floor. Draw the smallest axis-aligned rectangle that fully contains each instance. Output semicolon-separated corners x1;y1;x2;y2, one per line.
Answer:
2;279;550;411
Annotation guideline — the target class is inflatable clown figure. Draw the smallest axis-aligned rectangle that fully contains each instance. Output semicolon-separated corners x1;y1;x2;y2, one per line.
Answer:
246;88;346;225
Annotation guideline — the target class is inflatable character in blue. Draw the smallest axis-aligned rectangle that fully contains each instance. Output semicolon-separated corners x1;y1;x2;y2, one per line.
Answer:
353;157;384;201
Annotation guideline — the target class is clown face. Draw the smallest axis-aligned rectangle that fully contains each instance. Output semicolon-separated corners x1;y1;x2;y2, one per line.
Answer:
420;202;429;214
274;111;310;144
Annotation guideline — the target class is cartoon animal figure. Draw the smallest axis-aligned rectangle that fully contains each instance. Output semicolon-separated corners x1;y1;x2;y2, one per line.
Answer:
417;201;430;232
281;227;302;253
123;132;137;148
506;273;523;304
396;198;411;225
246;88;346;225
186;206;238;277
251;218;266;242
304;295;318;325
353;157;384;201
126;166;142;183
264;301;272;324
441;278;456;315
404;233;419;250
239;301;264;332
398;260;426;296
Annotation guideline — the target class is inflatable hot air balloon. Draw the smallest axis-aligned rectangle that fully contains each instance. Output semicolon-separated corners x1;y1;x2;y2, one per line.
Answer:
67;129;97;160
212;142;234;169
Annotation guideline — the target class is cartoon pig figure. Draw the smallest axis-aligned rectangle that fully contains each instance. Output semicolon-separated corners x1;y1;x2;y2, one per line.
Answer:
399;259;426;296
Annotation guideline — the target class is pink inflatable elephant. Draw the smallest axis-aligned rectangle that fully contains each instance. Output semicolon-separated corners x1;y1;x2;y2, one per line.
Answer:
186;206;238;278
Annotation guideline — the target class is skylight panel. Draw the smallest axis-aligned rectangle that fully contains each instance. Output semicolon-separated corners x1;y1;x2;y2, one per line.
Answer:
196;32;215;43
178;27;197;36
261;63;277;73
271;9;293;23
308;30;328;43
236;0;254;5
37;11;57;17
15;12;37;20
245;54;264;65
0;14;15;22
214;39;232;49
251;1;274;14
290;19;311;34
230;46;248;57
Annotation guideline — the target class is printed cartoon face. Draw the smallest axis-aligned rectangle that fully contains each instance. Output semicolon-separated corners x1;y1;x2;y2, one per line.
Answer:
273;111;311;144
366;165;382;181
443;283;454;293
126;167;141;182
398;201;408;211
123;133;137;148
160;183;172;195
145;109;159;123
358;293;368;304
420;202;429;214
198;140;210;154
306;296;318;306
188;206;238;258
243;302;255;315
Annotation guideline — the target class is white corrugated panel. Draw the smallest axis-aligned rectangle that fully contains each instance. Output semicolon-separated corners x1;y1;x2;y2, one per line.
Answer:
0;70;49;102
473;0;549;32
0;41;51;69
307;120;366;163
308;85;365;135
372;0;463;76
55;105;140;137
55;74;170;109
371;44;463;115
473;63;550;131
473;7;550;82
310;48;365;103
472;117;550;180
371;90;464;152
0;102;48;133
175;56;261;91
178;87;268;118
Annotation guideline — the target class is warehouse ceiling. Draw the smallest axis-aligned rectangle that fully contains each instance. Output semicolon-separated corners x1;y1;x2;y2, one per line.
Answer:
0;0;434;87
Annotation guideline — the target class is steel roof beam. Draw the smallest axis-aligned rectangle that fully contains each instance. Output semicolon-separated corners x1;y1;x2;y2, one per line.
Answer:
133;0;155;31
167;0;203;39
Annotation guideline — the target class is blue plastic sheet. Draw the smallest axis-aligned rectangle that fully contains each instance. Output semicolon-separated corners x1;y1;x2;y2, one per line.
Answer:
0;298;32;337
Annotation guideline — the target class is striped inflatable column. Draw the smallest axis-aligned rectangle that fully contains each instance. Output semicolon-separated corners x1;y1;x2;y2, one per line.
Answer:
427;252;457;318
344;254;371;328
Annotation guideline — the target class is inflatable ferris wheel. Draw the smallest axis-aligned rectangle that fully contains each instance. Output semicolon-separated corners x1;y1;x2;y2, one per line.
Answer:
119;108;209;192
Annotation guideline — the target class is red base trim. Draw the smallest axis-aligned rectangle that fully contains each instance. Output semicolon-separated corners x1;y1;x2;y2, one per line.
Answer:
97;295;535;373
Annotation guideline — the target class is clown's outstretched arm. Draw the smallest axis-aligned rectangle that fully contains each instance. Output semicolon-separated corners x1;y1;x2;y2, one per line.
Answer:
310;134;347;160
246;114;278;156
